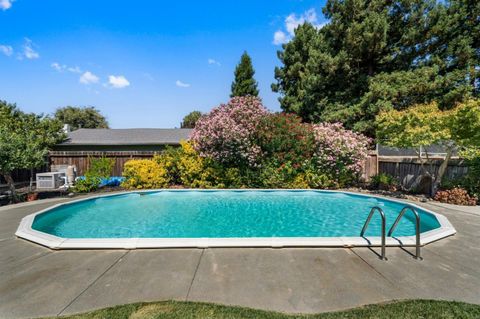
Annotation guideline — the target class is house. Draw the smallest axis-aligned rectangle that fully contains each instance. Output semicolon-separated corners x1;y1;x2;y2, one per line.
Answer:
50;128;193;176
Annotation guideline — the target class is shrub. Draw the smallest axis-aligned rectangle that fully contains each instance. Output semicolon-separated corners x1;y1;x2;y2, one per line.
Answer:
459;149;480;199
122;157;169;189
73;176;101;193
256;113;315;167
88;156;115;178
312;123;371;186
258;161;296;188
303;169;339;189
176;141;254;188
463;157;480;200
370;173;398;191
154;146;183;185
130;141;251;189
73;157;115;193
176;141;219;188
191;96;268;167
441;148;480;200
434;188;478;206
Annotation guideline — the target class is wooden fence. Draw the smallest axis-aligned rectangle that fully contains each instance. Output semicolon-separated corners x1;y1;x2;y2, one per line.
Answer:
361;154;470;192
361;153;378;182
0;166;47;187
378;157;469;189
49;151;158;176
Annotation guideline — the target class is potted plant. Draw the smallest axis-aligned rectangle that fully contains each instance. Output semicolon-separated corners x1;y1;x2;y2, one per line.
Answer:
26;192;38;202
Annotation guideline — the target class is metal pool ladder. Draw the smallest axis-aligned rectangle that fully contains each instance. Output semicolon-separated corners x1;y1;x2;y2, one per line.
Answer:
388;206;422;260
360;206;386;260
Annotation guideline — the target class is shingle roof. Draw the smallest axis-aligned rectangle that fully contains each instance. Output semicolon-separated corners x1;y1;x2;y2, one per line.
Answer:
59;128;193;146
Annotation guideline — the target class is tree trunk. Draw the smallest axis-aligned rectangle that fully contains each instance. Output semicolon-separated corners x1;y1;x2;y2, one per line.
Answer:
3;173;18;203
432;148;453;197
29;168;34;192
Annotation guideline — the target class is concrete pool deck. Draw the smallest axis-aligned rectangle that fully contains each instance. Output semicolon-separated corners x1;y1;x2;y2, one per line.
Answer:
0;196;479;318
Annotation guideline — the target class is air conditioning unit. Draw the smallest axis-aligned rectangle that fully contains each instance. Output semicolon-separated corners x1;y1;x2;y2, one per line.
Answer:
36;172;66;190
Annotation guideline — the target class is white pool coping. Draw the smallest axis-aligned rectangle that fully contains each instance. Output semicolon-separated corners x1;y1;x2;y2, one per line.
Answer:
15;189;457;250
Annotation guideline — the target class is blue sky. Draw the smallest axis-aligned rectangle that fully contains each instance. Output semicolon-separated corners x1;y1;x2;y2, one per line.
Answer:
0;0;327;128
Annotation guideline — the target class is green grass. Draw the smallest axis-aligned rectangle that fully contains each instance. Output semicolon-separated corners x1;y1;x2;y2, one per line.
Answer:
53;300;480;319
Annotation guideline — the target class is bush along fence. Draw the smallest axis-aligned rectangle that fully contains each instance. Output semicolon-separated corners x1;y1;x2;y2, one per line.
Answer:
32;151;469;192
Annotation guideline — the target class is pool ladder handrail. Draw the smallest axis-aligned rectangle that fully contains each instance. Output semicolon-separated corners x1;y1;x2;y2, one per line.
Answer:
360;206;386;260
388;206;422;260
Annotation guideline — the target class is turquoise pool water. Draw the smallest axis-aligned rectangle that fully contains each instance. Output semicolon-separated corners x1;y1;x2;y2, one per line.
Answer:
32;190;441;239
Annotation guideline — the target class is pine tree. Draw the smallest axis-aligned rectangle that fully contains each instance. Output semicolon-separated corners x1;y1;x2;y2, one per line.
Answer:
231;51;259;97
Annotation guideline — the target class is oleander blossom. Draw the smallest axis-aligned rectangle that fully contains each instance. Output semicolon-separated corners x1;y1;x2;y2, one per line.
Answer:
312;122;371;179
190;96;268;167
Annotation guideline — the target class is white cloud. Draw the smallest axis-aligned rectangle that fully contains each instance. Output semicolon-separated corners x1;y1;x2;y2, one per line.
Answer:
22;38;39;59
51;62;65;72
208;58;221;66
273;31;288;45
285;8;319;36
51;62;82;74
176;80;190;88
107;75;130;89
79;71;99;84
0;45;13;56
67;66;82;73
273;8;326;46
0;0;13;11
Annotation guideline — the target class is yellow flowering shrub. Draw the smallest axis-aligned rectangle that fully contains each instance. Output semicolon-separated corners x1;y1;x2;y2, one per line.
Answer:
289;174;310;189
177;141;220;188
121;156;169;189
121;141;253;189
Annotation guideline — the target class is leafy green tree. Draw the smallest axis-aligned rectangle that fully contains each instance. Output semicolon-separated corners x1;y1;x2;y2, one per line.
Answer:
231;51;259;97
54;106;109;130
181;111;202;128
376;99;480;195
273;0;479;137
0;101;65;200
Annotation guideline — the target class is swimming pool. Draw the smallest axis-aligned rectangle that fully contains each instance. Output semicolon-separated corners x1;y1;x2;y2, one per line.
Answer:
16;190;456;249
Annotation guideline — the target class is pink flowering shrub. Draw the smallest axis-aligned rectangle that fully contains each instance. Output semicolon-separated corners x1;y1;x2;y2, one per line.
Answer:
190;96;268;167
312;123;371;183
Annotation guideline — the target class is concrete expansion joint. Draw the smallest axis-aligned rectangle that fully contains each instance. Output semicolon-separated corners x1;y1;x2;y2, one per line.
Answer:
186;248;205;301
56;251;129;316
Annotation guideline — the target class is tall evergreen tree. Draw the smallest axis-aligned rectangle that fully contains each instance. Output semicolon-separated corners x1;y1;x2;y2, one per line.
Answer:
231;51;259;97
272;0;479;137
